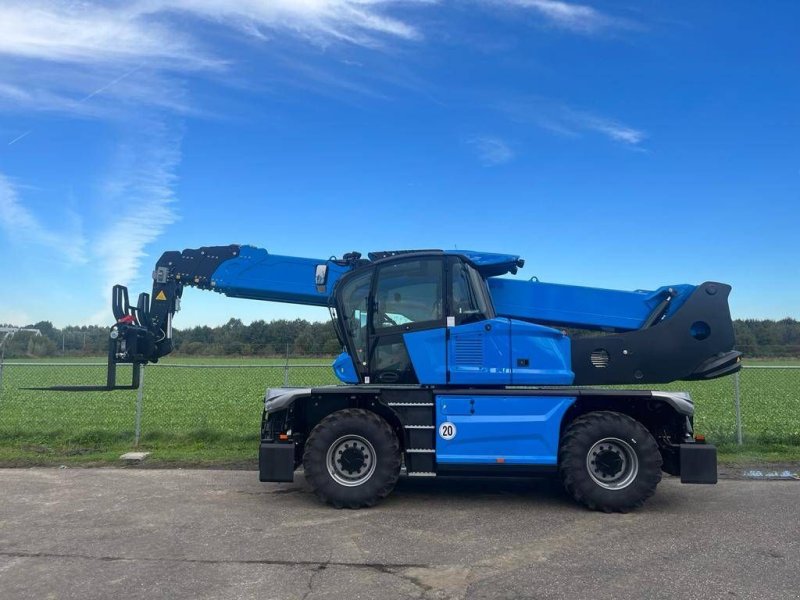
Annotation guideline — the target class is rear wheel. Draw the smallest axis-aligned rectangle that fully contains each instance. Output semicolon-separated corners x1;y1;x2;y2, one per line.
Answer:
303;409;401;508
559;411;662;512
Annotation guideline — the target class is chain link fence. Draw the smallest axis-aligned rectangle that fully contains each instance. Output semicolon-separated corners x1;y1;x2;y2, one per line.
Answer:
0;360;798;458
0;360;338;457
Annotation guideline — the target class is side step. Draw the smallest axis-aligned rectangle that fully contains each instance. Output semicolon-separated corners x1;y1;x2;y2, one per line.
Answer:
387;401;437;477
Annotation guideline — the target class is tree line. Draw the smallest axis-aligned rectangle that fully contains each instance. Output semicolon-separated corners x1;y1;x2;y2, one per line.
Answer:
2;317;799;359
1;319;341;358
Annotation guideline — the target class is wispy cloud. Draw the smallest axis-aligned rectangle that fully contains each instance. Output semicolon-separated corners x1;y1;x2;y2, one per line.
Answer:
575;113;645;145
7;130;31;146
0;1;421;69
1;124;182;323
494;0;637;34
0;1;429;122
0;3;209;69
0;64;194;121
93;120;182;293
468;136;515;165
0;173;87;264
0;1;641;120
144;0;424;46
500;98;646;146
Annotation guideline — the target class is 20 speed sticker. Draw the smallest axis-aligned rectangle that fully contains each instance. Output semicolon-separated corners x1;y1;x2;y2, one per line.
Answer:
439;421;457;440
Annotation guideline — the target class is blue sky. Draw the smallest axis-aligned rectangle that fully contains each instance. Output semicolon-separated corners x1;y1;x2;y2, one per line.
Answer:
0;1;798;328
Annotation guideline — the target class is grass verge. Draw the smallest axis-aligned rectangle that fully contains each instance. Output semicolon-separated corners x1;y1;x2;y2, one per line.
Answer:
717;443;800;465
1;440;798;469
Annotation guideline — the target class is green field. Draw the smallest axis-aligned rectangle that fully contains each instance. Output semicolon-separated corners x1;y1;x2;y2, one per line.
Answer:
0;357;798;466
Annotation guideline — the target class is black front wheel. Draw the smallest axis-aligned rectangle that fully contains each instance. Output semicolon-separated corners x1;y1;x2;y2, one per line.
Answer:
303;409;401;509
559;411;662;512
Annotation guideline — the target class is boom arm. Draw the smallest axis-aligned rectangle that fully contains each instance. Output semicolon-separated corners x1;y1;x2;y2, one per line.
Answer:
108;245;366;378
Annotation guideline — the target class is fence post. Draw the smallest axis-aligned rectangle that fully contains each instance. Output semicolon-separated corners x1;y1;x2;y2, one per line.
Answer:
734;370;742;445
283;343;290;387
134;364;144;447
0;337;7;394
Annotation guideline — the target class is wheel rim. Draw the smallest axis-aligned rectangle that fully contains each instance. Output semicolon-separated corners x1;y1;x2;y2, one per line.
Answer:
586;437;639;490
326;434;377;487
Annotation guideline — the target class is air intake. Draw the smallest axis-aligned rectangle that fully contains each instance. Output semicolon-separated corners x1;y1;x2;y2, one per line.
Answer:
454;335;483;366
590;349;610;368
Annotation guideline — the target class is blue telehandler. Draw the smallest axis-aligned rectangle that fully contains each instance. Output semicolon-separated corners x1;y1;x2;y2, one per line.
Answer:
107;245;740;511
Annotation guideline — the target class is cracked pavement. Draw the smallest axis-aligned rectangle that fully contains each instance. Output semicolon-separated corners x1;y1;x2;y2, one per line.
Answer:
0;469;798;599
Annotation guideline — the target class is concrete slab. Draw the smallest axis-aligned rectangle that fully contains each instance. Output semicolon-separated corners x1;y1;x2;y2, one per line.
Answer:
119;452;151;462
0;469;797;600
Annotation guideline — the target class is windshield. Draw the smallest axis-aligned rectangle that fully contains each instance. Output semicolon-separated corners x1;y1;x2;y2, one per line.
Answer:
374;259;443;330
338;270;371;365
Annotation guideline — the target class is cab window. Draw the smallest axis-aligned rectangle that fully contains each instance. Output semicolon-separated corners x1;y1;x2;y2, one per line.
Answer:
339;270;371;365
451;260;491;324
373;259;443;330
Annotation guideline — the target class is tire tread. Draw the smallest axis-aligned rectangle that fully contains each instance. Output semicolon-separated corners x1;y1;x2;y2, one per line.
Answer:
559;410;662;513
303;408;401;509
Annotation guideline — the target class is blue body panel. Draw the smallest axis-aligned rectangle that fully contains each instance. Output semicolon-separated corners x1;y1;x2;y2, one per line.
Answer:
403;329;448;384
447;319;513;385
210;245;351;306
332;352;358;384
444;250;522;277
443;318;573;386
510;320;574;384
436;395;576;465
488;278;695;331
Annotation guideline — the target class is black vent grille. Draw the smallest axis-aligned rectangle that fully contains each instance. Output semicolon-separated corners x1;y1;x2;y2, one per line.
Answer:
590;349;610;368
454;335;483;366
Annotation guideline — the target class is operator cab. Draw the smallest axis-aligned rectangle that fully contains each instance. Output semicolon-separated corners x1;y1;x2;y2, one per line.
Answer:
333;253;495;385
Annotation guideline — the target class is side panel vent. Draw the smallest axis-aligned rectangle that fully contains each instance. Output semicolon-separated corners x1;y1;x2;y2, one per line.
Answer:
454;335;483;366
590;349;610;368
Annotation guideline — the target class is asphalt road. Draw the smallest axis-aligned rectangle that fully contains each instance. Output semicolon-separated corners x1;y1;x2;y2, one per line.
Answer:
0;468;797;600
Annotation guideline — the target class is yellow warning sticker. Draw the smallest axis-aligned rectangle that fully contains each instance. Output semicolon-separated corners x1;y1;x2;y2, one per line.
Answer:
155;291;167;301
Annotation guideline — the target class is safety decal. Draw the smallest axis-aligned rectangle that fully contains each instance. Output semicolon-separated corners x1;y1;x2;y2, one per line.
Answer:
155;291;167;301
439;421;457;440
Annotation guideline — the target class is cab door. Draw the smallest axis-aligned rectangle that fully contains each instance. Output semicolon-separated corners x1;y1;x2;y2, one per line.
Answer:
368;257;446;384
446;258;512;385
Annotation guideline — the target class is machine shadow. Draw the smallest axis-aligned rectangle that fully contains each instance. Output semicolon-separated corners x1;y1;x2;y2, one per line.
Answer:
388;474;573;508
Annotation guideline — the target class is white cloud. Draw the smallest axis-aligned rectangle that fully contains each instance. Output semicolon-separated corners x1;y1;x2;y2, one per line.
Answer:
468;136;515;165
0;1;420;73
147;0;423;45
577;114;645;145
0;173;87;264
500;98;646;146
0;1;430;125
0;1;640;120
0;3;214;70
0;1;427;124
496;0;636;34
92;120;182;295
0;64;195;120
0;121;183;325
